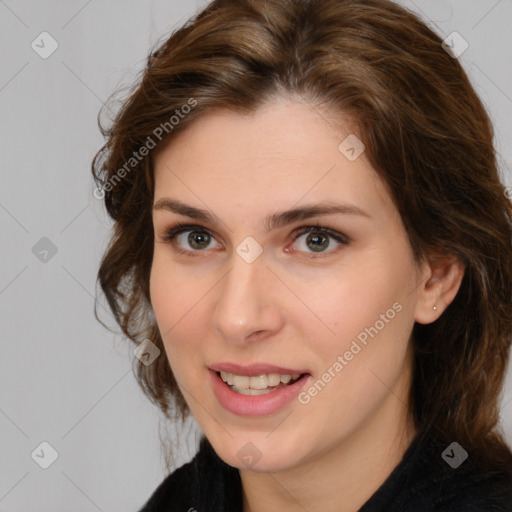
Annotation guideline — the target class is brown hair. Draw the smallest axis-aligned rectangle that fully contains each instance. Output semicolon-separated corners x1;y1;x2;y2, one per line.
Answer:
92;0;512;471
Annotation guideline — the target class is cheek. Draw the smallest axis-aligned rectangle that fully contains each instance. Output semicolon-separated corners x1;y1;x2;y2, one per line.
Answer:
149;255;207;369
293;263;414;439
149;255;178;335
294;253;414;356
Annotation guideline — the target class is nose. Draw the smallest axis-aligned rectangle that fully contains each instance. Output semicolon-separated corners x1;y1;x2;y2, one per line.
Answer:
211;252;285;345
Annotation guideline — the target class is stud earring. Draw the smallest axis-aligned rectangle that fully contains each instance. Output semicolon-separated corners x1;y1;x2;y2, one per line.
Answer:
433;306;437;311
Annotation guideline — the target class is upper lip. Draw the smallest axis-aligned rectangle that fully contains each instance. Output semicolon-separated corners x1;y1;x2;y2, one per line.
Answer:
209;362;310;376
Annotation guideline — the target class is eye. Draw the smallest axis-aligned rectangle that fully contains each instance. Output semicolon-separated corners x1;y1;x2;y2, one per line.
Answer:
289;225;350;255
160;223;222;256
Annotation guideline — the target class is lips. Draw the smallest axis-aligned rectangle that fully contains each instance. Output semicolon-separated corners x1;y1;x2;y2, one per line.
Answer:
209;362;310;376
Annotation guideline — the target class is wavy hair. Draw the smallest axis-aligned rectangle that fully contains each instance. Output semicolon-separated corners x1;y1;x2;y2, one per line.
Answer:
92;0;512;471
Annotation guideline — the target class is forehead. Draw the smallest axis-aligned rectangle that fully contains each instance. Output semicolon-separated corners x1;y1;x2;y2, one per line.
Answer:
152;99;392;222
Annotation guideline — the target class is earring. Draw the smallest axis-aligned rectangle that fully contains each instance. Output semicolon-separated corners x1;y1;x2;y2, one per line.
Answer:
433;306;437;311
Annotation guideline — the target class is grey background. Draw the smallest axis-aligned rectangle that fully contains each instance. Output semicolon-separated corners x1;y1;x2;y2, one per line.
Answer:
1;0;511;510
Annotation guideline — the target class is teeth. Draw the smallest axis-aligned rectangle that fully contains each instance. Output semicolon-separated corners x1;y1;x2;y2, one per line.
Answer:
267;373;281;387
249;375;267;390
233;375;250;389
219;371;302;390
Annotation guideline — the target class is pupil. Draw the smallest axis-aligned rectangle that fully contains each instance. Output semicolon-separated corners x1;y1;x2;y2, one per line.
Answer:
188;231;210;249
307;232;329;252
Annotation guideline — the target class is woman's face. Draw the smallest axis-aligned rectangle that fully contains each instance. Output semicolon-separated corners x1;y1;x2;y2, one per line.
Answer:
150;97;427;472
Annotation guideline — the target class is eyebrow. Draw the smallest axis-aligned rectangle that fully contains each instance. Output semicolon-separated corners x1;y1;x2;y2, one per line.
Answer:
153;198;371;231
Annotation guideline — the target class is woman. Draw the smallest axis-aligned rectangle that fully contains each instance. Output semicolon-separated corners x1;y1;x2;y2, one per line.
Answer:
92;0;512;510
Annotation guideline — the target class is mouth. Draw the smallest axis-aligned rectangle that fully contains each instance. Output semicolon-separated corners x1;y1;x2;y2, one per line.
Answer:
216;370;308;396
209;367;311;416
208;362;312;416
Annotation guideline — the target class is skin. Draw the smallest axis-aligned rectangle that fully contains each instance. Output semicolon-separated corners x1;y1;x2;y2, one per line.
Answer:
149;96;465;512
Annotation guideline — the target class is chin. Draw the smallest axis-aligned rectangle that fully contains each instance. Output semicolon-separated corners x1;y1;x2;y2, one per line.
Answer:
212;433;305;473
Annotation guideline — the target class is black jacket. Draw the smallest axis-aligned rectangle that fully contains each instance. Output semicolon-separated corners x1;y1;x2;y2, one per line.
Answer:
138;429;512;511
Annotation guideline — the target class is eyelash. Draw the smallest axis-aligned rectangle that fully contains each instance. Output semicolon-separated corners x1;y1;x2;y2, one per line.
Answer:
159;222;350;258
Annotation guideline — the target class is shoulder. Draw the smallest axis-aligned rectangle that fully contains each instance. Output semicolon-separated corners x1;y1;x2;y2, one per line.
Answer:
400;434;512;511
429;452;512;511
136;450;201;512
137;436;242;512
361;430;512;512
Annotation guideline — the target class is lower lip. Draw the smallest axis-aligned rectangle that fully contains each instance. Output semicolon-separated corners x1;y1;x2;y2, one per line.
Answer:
209;369;311;417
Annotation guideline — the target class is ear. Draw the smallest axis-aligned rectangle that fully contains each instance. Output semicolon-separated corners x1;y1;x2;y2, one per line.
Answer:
414;252;465;325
